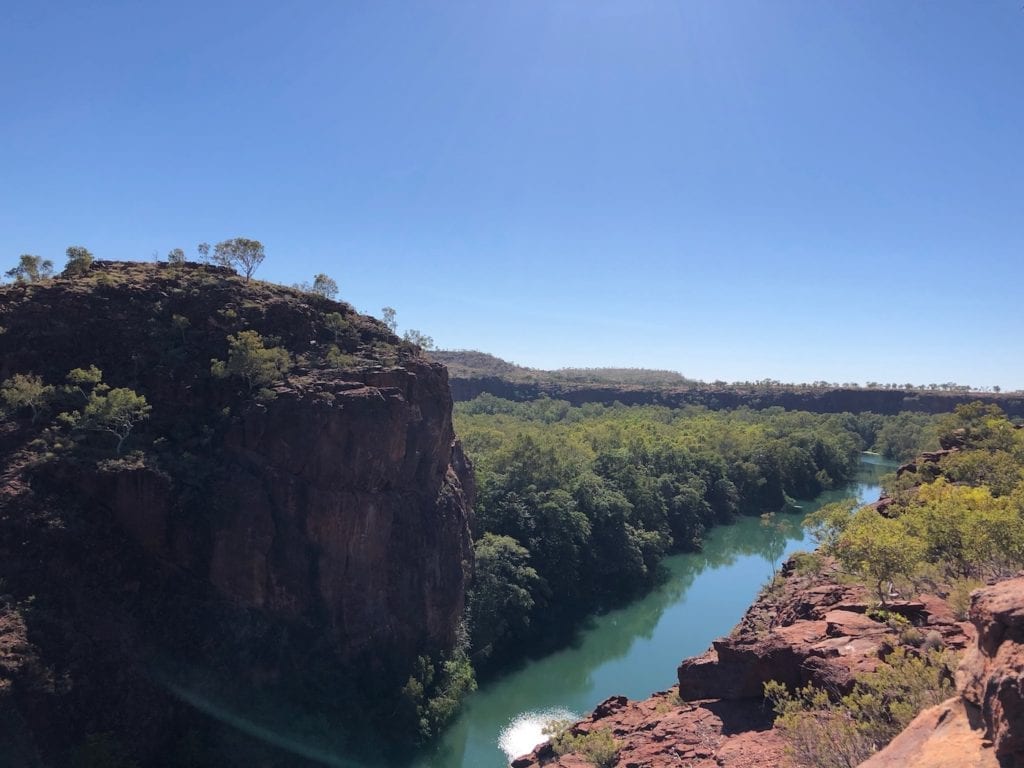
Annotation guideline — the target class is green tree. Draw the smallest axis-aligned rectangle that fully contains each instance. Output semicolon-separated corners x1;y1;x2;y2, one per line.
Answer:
66;365;104;401
381;306;397;333
311;273;338;299
468;533;541;662
803;498;859;551
211;330;292;399
834;508;922;603
196;242;210;263
5;254;54;283
1;373;54;422
167;248;186;265
212;237;265;281
403;329;434;350
76;387;152;453
63;246;94;276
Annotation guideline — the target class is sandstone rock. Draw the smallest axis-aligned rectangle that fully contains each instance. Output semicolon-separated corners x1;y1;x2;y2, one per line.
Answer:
530;561;978;768
957;576;1024;765
858;698;998;768
678;581;895;701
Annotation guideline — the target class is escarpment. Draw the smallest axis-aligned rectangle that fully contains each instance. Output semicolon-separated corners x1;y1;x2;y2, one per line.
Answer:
0;262;473;764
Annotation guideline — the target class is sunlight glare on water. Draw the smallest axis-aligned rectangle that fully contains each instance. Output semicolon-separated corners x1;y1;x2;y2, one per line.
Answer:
498;708;579;764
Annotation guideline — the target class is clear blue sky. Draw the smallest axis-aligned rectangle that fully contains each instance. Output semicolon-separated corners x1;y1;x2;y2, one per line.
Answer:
2;1;1022;388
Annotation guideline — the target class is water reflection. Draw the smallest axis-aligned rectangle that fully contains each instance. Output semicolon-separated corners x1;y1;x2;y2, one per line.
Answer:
413;456;893;768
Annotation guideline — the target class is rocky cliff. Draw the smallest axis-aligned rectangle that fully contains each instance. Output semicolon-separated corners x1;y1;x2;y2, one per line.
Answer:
862;576;1024;768
0;262;473;765
514;563;1024;768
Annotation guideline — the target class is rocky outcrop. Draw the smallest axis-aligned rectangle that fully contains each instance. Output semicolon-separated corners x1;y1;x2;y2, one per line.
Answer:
677;569;969;703
958;576;1024;763
511;691;785;768
513;562;971;768
862;576;1024;767
517;571;1024;768
857;698;998;768
0;262;474;765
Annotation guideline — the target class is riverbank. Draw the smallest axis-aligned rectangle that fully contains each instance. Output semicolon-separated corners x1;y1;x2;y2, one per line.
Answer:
511;556;979;767
409;457;892;767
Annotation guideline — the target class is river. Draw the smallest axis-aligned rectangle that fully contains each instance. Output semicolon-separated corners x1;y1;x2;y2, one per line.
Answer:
410;454;894;768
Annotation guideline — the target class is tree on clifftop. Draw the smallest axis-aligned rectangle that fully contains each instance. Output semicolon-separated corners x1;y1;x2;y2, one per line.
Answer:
212;237;265;281
5;254;54;283
63;246;94;276
311;273;338;299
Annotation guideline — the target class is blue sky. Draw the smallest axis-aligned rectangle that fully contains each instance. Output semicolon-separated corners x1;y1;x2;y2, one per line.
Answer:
2;1;1022;388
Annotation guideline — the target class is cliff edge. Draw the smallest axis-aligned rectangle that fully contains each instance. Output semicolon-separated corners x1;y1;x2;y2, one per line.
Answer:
0;262;473;765
514;565;1024;768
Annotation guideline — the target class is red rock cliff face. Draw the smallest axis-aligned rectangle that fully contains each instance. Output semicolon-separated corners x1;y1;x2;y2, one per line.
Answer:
203;365;473;664
0;263;474;763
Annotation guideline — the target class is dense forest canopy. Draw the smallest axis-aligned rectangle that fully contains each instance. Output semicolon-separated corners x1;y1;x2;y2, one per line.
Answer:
453;395;940;670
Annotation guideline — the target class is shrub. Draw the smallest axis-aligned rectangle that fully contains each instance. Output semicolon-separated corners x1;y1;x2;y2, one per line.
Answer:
948;576;985;620
211;331;292;401
1;373;54;422
766;647;957;768
547;726;620;768
900;627;925;647
325;346;356;369
790;551;826;577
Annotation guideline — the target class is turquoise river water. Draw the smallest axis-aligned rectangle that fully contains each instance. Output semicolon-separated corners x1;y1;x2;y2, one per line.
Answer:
409;454;894;768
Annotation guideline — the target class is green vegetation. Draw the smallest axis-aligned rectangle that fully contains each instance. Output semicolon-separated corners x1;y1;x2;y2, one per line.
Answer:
433;349;696;388
2;367;150;455
455;395;917;670
467;534;541;662
166;248;186;265
210;330;293;400
63;246;94;276
872;411;939;461
765;647;957;768
403;328;434;350
399;642;477;741
211;237;265;281
5;254;54;283
807;405;1024;599
72;386;152;454
1;373;54;422
543;722;621;768
768;402;1024;765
